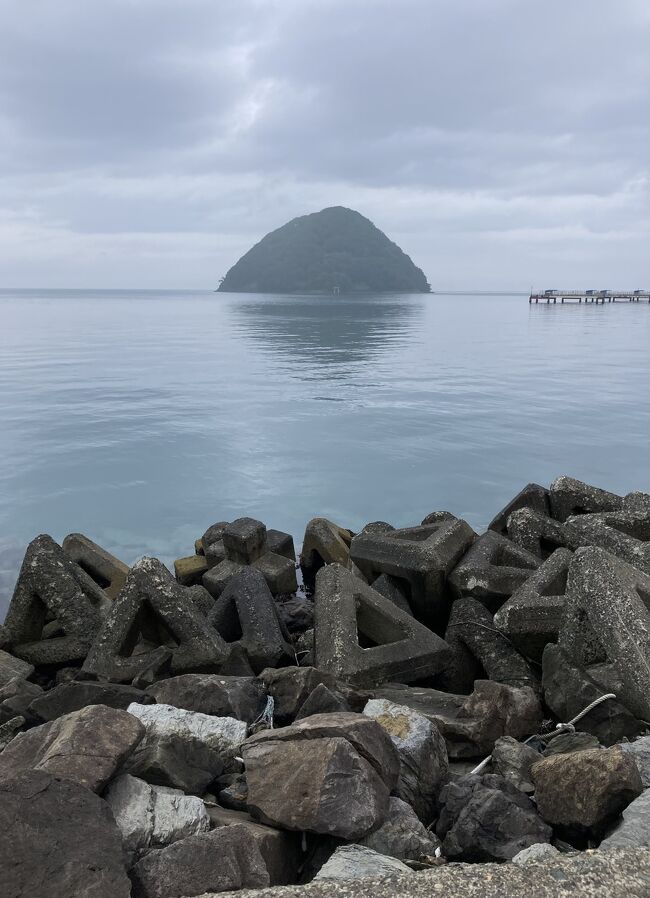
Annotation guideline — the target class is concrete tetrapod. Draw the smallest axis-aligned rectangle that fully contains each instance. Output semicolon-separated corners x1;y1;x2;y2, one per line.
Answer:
82;557;230;682
559;546;650;721
350;514;475;626
314;563;452;687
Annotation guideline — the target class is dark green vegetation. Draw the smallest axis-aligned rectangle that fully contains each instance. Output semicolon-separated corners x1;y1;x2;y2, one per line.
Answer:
218;206;430;294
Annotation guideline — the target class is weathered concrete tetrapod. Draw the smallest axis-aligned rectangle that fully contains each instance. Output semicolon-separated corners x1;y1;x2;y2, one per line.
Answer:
314;563;452;687
447;531;540;612
82;556;230;682
559;546;650;721
488;483;550;537
62;532;129;599
350;513;476;627
493;548;573;662
4;535;108;666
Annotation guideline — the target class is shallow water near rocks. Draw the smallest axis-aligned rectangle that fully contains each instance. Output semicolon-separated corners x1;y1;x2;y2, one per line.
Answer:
1;288;649;617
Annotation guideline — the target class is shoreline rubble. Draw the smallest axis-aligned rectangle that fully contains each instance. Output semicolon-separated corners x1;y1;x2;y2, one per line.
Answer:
1;474;650;896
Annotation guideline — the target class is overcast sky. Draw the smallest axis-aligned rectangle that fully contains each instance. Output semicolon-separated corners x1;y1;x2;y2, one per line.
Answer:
0;0;648;290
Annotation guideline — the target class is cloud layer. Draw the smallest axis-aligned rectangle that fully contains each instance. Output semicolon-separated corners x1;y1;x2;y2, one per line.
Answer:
1;0;648;289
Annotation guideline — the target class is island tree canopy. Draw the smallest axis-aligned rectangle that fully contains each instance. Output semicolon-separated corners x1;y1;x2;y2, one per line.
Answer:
218;206;430;294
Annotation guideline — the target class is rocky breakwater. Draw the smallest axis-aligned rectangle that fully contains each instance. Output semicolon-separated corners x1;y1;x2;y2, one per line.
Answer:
1;477;650;897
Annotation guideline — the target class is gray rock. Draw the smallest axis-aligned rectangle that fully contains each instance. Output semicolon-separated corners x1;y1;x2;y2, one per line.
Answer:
363;698;448;823
129;823;269;898
0;649;33;688
350;512;476;627
532;746;643;836
127;702;246;767
447;531;540;612
242;712;398;839
146;673;265;723
601;788;650;848
512;842;561;864
620;736;650;788
0;769;131;897
3;534;108;665
437;773;552;861
28;680;153;722
314;563;452;687
314;845;411;881
0;704;144;791
0;715;25;751
122;730;224;794
295;682;350;719
443;680;543;759
492;735;541;793
542;644;643;746
104;774;210;863
82;556;230;682
259;666;340;722
542;731;601;756
207;805;302;886
559;547;650;721
549;476;623;523
358;796;441;860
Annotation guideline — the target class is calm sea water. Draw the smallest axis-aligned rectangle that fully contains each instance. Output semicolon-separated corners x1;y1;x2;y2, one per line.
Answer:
1;289;649;617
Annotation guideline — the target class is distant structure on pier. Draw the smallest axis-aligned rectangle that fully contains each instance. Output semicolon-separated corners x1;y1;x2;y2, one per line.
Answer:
529;289;649;304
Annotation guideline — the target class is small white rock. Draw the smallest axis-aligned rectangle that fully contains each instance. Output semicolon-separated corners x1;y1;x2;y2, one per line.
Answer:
315;845;412;881
512;843;560;865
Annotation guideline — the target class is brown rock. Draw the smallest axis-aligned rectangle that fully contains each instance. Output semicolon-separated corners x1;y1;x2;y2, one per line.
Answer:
0;769;131;897
243;732;393;839
532;746;643;835
0;704;144;791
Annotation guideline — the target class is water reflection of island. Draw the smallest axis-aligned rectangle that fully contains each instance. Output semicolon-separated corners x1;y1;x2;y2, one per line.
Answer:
227;293;426;371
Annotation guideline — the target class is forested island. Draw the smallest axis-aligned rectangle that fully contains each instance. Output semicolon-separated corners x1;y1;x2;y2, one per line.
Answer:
218;206;430;294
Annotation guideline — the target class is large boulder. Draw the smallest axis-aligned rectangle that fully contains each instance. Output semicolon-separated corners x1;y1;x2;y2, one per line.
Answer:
436;773;552;861
542;644;643;745
28;680;153;722
532;747;643;837
0;704;144;792
363;698;448;823
129;824;269;898
122;729;224;795
127;702;246;768
443;680;543;759
0;769;131;897
208;805;302;886
104;774;210;863
243;712;398;839
145;673;265;723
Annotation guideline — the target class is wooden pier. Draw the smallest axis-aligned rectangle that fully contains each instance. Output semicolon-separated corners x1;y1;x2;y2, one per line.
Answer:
529;290;649;304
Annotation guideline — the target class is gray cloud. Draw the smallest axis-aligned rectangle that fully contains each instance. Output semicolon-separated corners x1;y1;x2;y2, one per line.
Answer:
0;0;648;289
